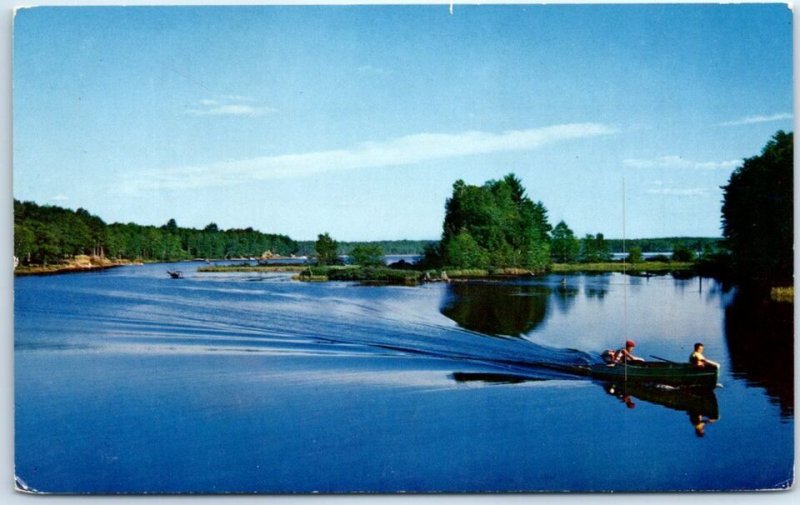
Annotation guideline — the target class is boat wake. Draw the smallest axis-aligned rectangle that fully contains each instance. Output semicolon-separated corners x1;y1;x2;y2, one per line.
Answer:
16;270;598;382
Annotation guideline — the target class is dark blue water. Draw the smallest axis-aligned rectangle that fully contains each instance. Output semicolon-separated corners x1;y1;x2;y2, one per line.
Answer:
14;263;793;493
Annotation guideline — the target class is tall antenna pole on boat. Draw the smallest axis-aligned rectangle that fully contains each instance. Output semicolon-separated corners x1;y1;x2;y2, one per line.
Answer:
622;177;627;274
622;177;628;370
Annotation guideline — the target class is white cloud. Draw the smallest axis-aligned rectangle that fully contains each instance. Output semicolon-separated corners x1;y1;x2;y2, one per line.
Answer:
124;123;617;192
188;96;276;117
718;113;792;127
623;155;740;171
221;94;254;102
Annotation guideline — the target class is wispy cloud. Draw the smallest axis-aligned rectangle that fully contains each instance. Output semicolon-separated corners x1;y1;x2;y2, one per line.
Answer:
623;155;740;171
718;112;792;127
124;123;617;192
187;96;277;117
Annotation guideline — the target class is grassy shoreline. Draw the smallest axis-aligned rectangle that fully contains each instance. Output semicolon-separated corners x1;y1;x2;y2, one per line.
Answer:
198;264;309;273
550;261;694;273
197;261;698;285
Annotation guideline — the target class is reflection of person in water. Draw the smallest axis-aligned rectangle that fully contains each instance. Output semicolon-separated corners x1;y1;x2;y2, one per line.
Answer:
604;383;636;409
604;382;721;435
689;410;718;437
689;343;720;369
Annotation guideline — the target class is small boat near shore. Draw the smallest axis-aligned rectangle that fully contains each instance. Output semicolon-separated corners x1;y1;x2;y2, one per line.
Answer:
581;361;719;390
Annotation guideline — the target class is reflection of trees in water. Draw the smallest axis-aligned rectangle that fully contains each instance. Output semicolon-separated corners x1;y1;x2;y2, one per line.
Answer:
725;288;793;417
553;282;579;314
583;273;611;300
671;274;700;296
671;270;697;281
440;282;550;337
627;275;643;286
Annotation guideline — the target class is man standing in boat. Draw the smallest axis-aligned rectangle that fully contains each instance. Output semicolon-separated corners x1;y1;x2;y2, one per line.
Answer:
614;340;645;364
689;343;719;369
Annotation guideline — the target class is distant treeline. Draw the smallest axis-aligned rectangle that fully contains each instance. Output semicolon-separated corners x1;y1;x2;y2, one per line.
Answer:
13;199;724;267
14;200;298;265
605;237;722;254
297;237;722;258
297;237;723;259
296;240;436;257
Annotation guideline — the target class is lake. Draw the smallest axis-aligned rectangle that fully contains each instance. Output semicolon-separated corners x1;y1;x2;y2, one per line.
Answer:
14;262;793;493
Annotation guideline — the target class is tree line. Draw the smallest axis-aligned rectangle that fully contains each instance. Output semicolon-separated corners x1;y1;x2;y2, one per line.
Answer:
721;130;792;285
14;200;298;265
296;239;435;257
603;237;722;254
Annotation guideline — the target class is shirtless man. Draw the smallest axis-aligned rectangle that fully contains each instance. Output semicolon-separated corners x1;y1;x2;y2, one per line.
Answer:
689;342;719;369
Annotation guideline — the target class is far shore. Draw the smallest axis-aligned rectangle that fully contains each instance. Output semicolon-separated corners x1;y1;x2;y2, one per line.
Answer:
550;261;694;273
14;256;140;276
197;261;699;285
11;257;704;279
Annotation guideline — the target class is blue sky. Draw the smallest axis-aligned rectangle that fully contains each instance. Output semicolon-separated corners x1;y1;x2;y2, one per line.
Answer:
13;4;794;241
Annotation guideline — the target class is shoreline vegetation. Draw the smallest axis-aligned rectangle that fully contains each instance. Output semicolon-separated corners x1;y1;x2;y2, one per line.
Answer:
197;260;698;284
12;257;696;279
14;254;139;276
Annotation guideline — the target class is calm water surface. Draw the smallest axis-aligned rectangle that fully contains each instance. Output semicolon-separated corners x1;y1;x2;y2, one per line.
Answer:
14;263;793;492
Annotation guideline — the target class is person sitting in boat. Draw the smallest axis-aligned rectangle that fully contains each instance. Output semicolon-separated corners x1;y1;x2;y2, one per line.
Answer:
613;340;645;364
689;343;719;369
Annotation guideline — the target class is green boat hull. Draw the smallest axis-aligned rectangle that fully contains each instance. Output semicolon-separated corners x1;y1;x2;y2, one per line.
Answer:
588;362;719;389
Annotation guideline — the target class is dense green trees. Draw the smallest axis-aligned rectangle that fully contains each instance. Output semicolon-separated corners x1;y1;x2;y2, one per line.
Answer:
626;246;644;263
349;244;384;266
439;174;552;271
721;130;793;284
604;237;720;254
14;200;298;265
315;233;340;265
444;231;490;269
295;240;435;257
551;221;580;263
579;233;612;263
14;201;108;264
671;244;697;262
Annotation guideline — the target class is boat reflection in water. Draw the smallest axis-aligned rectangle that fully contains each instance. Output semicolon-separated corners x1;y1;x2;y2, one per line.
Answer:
601;381;720;437
449;372;548;385
449;371;721;437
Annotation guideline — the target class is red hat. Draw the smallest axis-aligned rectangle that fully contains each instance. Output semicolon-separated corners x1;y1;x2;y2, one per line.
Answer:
626;340;636;348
